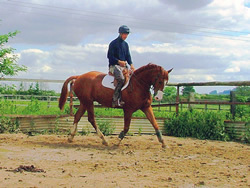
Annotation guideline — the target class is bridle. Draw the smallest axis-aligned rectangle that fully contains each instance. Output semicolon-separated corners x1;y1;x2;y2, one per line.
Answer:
130;69;165;95
151;73;163;91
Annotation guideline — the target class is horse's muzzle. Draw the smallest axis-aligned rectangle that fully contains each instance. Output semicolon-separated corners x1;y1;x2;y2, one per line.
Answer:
154;91;164;101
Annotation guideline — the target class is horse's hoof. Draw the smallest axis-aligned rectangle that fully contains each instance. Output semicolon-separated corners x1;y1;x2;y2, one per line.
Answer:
102;140;109;146
68;137;73;143
162;144;169;149
116;139;122;147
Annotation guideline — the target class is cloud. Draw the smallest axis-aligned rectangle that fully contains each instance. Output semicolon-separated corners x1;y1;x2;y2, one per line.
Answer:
41;65;52;72
17;44;108;79
1;0;250;92
224;60;250;74
224;67;241;73
159;0;213;10
21;49;45;54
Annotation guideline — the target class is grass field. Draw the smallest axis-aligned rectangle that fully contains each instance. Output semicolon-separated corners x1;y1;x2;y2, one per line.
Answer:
0;98;236;119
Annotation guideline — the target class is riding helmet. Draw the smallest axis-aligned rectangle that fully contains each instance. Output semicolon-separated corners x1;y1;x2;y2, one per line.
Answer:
118;25;130;34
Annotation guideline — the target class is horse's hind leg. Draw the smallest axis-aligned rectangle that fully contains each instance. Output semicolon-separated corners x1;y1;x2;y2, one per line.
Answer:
87;104;108;146
117;110;133;146
68;104;86;142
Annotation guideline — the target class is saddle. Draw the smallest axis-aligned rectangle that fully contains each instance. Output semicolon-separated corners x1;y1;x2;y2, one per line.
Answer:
102;68;131;90
108;68;130;87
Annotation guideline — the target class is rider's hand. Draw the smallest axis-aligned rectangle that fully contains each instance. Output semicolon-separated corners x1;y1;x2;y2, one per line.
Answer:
130;64;135;72
118;60;126;67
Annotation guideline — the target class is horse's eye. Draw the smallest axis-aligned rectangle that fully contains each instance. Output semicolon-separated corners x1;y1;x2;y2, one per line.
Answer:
159;81;163;84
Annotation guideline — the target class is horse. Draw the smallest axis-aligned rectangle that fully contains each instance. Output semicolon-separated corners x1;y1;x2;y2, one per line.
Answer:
59;63;172;148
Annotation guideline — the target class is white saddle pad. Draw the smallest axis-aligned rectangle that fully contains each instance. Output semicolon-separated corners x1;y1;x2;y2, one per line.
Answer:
102;74;130;90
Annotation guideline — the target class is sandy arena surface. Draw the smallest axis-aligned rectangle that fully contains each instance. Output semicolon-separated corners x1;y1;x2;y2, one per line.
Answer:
0;133;249;188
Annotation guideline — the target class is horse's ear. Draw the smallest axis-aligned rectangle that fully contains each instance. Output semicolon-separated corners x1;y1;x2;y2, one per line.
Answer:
167;68;173;74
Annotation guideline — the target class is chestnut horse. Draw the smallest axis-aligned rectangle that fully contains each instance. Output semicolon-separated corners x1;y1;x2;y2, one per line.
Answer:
59;63;172;148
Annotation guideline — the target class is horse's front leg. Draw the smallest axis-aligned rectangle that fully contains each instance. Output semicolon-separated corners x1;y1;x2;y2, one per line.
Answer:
117;110;133;146
141;106;166;148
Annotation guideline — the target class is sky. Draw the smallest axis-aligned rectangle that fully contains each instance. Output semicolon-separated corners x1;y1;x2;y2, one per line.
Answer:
0;0;250;93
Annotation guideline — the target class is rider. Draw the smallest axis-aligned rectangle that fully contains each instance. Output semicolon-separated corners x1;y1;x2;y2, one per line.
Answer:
107;25;135;107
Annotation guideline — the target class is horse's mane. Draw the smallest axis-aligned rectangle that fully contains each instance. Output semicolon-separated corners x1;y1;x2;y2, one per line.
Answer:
134;63;162;75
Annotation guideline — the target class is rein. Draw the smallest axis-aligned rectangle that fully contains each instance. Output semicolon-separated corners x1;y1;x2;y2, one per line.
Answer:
130;70;162;94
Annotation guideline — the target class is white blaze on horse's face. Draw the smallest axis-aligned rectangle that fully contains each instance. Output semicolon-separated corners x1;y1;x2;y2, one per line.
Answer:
154;90;164;101
154;80;167;101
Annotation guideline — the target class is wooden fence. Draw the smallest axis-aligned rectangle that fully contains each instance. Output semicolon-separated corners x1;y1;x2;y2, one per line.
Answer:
3;115;248;141
4;115;165;135
1;78;249;115
1;78;249;139
66;80;250;117
167;81;250;116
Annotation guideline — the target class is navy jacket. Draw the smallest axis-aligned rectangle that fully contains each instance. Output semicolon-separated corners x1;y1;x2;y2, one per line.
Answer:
107;36;133;67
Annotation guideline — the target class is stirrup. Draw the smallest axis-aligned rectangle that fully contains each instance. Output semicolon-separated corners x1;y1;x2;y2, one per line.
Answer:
112;99;125;107
119;100;125;106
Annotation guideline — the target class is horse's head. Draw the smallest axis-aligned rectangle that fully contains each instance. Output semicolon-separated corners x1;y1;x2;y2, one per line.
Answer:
133;63;173;101
153;67;173;101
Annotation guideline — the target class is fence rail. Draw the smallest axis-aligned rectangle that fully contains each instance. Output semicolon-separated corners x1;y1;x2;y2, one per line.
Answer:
167;81;250;116
168;81;250;87
1;77;249;116
0;77;64;83
1;78;249;139
67;80;250;116
3;115;249;140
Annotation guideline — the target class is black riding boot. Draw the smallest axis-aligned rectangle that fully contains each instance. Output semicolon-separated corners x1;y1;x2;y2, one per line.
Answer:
112;79;125;107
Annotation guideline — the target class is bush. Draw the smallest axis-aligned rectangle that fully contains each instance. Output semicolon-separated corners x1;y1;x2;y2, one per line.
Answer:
164;110;232;141
240;123;250;143
0;116;19;133
97;119;115;136
22;97;41;114
234;105;250;122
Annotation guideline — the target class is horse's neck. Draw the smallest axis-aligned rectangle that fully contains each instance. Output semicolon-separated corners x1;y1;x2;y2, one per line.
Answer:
132;69;155;90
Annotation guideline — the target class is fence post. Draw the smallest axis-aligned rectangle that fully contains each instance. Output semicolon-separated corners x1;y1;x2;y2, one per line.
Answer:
47;96;51;108
205;104;208;111
176;86;180;115
188;92;195;110
230;91;236;118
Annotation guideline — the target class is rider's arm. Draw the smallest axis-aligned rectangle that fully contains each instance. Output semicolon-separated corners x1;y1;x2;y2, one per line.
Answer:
107;42;119;65
126;43;133;65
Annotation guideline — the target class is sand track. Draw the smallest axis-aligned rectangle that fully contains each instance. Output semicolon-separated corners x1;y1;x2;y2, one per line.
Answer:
0;134;249;187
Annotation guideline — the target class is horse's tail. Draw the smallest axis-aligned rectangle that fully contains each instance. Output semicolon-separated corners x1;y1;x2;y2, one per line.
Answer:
59;76;78;110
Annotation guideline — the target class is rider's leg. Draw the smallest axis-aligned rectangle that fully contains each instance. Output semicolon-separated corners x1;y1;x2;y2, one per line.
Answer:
112;65;125;107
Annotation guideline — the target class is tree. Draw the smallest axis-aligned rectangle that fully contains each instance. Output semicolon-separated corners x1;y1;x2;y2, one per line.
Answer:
235;86;250;96
0;30;27;77
162;86;176;102
235;86;250;102
164;86;176;96
182;86;195;96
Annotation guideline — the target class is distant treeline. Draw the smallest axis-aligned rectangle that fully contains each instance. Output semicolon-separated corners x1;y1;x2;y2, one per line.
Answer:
0;82;58;96
0;83;249;103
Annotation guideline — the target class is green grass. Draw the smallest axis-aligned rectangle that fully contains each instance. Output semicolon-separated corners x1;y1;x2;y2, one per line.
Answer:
0;98;249;121
0;98;172;118
0;98;69;115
